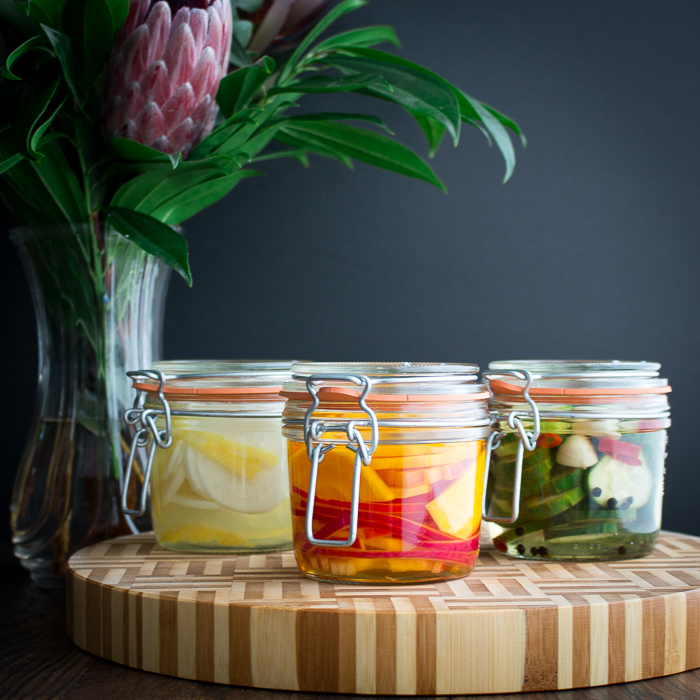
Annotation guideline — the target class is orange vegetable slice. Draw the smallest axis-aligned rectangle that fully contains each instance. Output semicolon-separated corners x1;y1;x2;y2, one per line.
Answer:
426;466;481;540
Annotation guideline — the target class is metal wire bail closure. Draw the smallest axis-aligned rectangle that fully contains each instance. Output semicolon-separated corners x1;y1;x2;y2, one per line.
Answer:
122;370;173;517
481;370;541;524
302;374;378;548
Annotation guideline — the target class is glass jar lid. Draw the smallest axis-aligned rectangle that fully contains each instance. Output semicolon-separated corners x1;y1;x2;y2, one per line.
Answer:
283;362;487;402
133;360;295;396
487;360;670;396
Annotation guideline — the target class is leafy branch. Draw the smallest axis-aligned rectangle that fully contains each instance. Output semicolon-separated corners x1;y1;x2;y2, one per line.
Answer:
0;0;525;287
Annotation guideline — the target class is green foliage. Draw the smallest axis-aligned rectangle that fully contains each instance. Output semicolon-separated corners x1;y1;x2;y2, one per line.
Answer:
0;0;524;287
106;207;193;286
217;56;275;117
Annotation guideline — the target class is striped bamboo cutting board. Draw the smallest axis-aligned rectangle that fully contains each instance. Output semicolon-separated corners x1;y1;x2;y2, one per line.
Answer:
67;531;700;695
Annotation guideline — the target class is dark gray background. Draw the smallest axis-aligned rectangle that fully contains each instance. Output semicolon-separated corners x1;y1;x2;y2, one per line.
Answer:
2;0;699;544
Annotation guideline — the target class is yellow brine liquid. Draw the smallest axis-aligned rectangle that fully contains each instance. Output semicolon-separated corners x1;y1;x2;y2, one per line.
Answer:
150;416;292;552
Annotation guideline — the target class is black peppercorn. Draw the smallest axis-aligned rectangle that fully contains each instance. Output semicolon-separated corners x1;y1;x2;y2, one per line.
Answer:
607;497;618;509
538;546;548;557
592;487;602;497
618;545;627;555
515;527;524;537
516;544;526;555
530;546;539;556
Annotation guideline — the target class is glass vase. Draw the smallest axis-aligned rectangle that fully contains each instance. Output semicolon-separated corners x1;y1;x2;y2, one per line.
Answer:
10;224;170;586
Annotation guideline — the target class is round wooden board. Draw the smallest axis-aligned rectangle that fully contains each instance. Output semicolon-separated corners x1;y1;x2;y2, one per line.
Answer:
67;530;700;695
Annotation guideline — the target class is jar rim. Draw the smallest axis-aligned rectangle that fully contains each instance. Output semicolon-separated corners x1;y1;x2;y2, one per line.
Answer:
134;360;296;395
488;359;660;376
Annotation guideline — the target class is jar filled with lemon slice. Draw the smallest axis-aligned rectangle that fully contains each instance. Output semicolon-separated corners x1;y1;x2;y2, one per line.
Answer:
122;361;294;553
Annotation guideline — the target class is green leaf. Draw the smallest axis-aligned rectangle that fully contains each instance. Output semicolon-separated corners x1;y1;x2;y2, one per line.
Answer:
0;129;86;221
323;47;522;180
28;139;87;220
459;92;516;182
12;63;62;160
0;0;37;39
269;73;391;95
285;111;393;133
412;113;445;157
106;207;192;286
40;25;82;104
278;0;368;84
108;137;181;167
110;159;238;212
310;26;400;54
323;48;461;145
274;131;353;168
252;149;309;167
230;31;253;68
63;0;115;87
279;120;445;191
232;19;253;52
194;94;291;158
217;56;275;117
150;170;261;225
104;0;128;33
0;153;23;174
27;0;65;27
3;35;45;80
232;124;281;161
482;103;527;147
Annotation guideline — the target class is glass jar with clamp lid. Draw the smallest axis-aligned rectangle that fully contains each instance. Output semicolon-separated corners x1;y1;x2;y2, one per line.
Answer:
282;362;491;584
122;360;294;553
482;360;671;561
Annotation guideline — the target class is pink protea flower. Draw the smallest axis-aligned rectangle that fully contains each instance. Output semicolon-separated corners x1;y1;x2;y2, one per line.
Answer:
102;0;233;157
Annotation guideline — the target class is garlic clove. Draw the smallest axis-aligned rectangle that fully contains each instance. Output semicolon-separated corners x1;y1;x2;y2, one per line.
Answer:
555;434;599;468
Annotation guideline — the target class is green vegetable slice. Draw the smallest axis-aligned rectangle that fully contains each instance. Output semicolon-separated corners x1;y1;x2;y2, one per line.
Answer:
522;487;586;521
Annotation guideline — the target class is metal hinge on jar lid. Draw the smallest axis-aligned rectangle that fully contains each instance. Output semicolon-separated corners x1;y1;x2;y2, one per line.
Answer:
302;374;379;548
481;370;542;525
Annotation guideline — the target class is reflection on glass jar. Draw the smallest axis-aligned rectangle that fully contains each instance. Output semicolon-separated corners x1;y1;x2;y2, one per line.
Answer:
282;363;491;584
483;361;671;561
123;361;294;553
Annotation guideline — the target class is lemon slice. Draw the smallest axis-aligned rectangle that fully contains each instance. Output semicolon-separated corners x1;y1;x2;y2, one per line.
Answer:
178;430;279;478
188;446;287;514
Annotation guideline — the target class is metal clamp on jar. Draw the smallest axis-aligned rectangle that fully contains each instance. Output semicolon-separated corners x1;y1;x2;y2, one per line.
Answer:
122;361;294;553
481;360;671;561
282;362;491;584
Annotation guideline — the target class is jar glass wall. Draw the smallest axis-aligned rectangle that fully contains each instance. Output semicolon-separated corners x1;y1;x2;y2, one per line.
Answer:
282;363;491;584
483;360;671;561
125;361;294;553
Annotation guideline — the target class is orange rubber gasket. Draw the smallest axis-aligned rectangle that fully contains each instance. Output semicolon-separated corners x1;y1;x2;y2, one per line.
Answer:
132;382;283;398
489;379;672;398
280;387;490;403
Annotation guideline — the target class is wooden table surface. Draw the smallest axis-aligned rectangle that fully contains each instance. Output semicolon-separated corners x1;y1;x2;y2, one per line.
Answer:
3;544;700;700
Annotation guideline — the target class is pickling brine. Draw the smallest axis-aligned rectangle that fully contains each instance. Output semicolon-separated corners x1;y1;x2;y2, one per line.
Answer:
289;440;486;582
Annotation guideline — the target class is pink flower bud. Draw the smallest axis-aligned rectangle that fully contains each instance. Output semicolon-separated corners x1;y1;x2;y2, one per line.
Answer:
102;0;232;157
243;0;331;57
